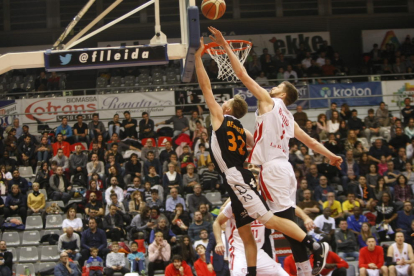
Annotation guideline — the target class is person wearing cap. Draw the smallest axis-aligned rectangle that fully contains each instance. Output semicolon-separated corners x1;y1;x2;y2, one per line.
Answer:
122;111;138;139
348;109;365;137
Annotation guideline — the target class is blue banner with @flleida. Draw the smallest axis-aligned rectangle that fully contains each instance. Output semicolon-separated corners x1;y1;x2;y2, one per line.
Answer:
308;82;383;108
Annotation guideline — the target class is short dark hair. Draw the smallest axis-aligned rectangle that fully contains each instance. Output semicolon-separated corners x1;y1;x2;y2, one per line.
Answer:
151;189;158;194
124;111;130;115
171;255;183;262
142;112;148;116
368;109;374;114
77;115;83;118
282;81;299;106
93;113;99;118
130;153;138;158
111;143;118;147
57;133;63;137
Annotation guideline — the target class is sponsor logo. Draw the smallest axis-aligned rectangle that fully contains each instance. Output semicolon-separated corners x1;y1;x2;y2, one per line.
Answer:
319;86;373;97
24;97;98;122
59;54;72;65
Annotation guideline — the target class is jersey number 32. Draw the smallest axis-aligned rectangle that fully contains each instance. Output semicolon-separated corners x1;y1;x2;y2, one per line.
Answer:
227;131;246;155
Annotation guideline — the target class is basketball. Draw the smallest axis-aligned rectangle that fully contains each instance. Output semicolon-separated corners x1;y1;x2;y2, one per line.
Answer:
201;0;226;20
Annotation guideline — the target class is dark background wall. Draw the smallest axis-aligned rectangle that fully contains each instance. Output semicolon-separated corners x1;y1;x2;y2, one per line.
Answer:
1;0;414;68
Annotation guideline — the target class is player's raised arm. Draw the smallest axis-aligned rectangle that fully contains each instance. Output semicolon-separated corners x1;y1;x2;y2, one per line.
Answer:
195;37;224;124
294;122;342;169
208;26;272;106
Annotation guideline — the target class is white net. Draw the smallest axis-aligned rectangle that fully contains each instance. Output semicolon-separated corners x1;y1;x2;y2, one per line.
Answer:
205;40;252;83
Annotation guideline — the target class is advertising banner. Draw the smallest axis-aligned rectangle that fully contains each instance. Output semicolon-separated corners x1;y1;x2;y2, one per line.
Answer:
21;96;98;124
362;29;414;52
100;32;330;58
175;88;233;113
309;82;383;108
99;92;176;119
0;99;20;127
382;80;414;108
233;85;309;112
44;45;168;72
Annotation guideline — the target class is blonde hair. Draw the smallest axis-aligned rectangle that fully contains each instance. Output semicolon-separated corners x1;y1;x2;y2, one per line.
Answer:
231;95;248;119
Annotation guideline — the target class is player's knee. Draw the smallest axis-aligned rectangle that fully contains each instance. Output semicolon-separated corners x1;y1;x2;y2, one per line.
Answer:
381;266;389;275
359;267;367;276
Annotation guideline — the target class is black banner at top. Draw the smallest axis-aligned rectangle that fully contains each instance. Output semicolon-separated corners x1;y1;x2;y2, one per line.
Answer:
44;45;168;71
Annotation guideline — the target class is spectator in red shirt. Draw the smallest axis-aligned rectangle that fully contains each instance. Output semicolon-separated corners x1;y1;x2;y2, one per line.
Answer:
359;237;389;276
52;133;70;157
310;251;348;276
165;255;193;276
194;244;216;276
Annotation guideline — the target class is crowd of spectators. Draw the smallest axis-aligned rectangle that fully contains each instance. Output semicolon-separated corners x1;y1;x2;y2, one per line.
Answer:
3;92;414;276
0;106;223;276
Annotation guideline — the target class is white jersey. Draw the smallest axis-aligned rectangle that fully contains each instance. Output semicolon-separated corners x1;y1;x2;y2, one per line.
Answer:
223;202;266;252
248;98;294;165
392;243;409;263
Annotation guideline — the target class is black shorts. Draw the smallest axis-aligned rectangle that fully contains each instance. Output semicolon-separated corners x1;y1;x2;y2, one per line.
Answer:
222;167;271;228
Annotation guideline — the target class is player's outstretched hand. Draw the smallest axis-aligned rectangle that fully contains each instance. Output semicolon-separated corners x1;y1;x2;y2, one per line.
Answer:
195;37;205;57
215;243;225;255
208;26;226;47
303;217;315;232
329;155;342;170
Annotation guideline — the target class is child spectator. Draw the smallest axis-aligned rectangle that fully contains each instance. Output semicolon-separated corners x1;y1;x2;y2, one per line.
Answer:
105;242;129;276
127;242;145;273
86;247;104;276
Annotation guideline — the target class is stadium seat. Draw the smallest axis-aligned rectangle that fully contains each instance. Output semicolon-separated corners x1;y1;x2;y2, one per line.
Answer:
25;216;43;229
40;245;60;261
9;247;17;262
22;230;41;246
19;246;39;262
19;166;35;181
45;201;65;209
3;231;20;247
45;214;63;229
37;262;57;273
205;192;222;206
185;193;193;207
42;229;63;237
157;136;172;148
16;263;36;276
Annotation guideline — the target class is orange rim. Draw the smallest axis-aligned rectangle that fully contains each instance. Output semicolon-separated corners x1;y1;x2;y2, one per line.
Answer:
203;40;252;56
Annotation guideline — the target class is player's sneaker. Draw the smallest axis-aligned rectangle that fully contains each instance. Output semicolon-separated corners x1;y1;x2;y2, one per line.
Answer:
312;242;329;275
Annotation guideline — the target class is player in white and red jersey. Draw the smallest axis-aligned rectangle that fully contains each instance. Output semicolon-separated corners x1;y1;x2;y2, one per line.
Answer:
214;200;289;276
387;231;414;276
208;27;343;276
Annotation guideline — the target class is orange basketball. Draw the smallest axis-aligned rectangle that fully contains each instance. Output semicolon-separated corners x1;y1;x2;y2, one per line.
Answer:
201;0;226;20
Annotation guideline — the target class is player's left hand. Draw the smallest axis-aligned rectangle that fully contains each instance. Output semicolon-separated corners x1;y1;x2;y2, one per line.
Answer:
215;243;225;255
208;26;227;47
195;37;205;57
329;155;342;170
303;217;315;232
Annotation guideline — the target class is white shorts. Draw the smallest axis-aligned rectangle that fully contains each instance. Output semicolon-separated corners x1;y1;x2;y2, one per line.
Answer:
395;264;410;276
260;158;296;213
230;249;288;276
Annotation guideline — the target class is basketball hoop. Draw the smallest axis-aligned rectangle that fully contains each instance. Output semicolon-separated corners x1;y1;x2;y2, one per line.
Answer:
204;40;252;83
